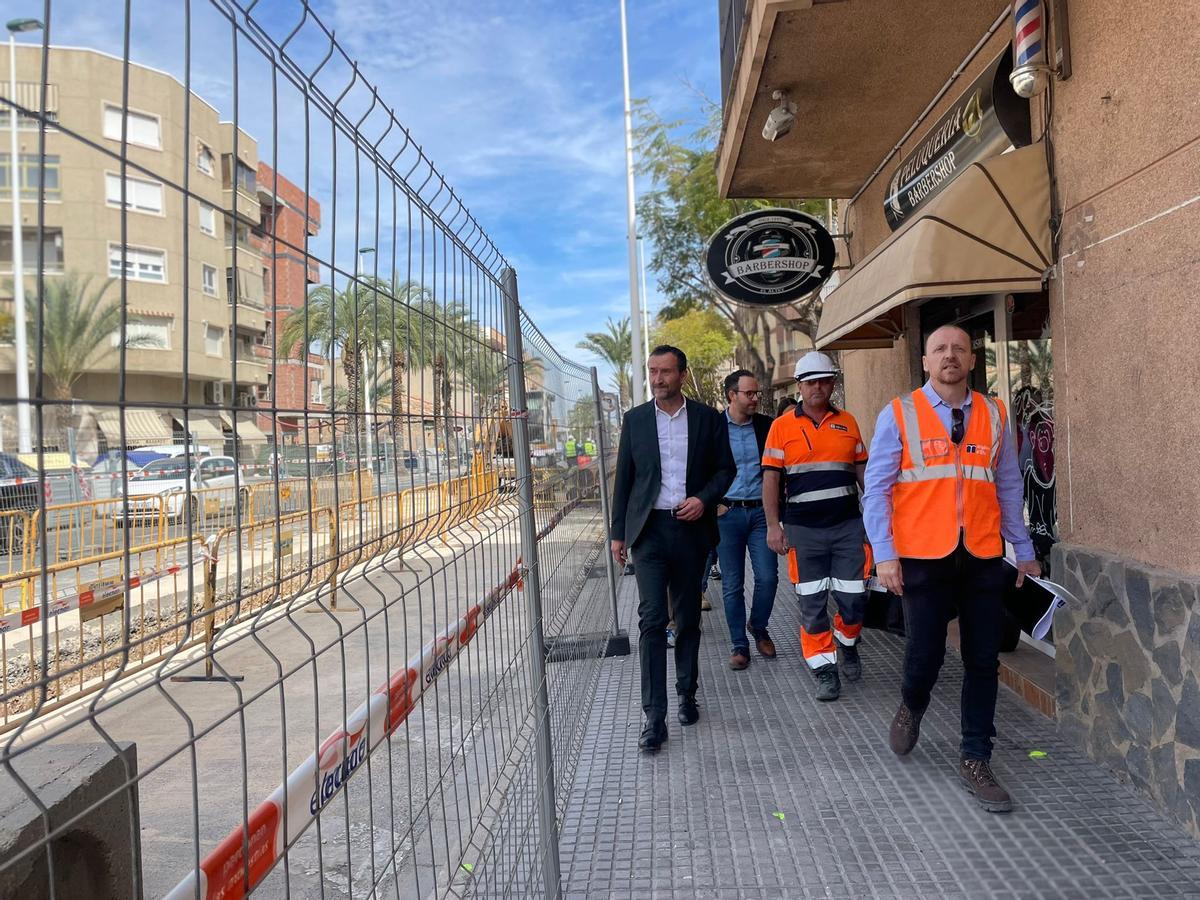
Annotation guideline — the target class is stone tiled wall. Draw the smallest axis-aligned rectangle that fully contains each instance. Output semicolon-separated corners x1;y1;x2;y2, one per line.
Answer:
1053;543;1200;838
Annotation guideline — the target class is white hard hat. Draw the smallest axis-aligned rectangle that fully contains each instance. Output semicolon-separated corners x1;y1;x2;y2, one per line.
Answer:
794;351;840;382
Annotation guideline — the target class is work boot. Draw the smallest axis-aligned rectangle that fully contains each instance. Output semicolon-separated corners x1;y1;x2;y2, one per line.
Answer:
752;629;777;659
839;641;861;681
889;701;925;756
709;564;721;581
814;664;841;701
729;648;750;670
677;695;700;726
959;758;1014;813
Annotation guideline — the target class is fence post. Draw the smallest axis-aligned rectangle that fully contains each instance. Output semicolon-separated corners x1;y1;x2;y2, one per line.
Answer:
590;367;627;655
501;267;563;900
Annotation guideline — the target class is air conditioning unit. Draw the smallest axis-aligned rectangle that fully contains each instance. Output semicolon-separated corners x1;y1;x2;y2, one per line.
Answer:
236;388;258;408
205;381;226;406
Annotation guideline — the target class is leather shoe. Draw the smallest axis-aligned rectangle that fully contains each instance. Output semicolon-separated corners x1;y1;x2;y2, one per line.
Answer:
729;649;750;670
638;720;667;752
889;701;925;756
677;696;699;726
752;629;777;659
959;758;1014;813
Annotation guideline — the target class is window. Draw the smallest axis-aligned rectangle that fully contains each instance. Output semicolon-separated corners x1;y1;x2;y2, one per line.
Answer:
105;172;164;214
0;154;61;201
224;219;253;250
102;104;161;149
196;143;214;176
201;264;218;297
205;324;224;356
221;155;256;193
0;227;64;274
108;244;166;283
311;380;324;404
2;82;60;130
198;203;216;236
111;315;171;349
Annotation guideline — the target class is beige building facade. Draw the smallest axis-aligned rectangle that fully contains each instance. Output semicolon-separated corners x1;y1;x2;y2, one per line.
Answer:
718;0;1200;835
0;45;271;453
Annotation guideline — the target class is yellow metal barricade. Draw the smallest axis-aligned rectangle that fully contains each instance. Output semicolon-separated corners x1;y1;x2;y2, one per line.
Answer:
207;506;336;635
0;534;206;730
32;495;169;564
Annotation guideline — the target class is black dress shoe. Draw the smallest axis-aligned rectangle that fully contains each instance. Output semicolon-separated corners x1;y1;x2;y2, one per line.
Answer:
677;696;699;726
638;720;666;752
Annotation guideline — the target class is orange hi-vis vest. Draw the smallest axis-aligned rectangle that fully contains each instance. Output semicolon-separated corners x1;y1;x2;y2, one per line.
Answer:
891;389;1006;559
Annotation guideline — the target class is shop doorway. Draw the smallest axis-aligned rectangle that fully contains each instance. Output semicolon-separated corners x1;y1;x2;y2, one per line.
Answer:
919;293;1057;648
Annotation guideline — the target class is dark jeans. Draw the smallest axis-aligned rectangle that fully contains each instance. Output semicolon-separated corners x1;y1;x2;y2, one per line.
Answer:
716;506;778;652
632;511;708;724
900;545;1007;760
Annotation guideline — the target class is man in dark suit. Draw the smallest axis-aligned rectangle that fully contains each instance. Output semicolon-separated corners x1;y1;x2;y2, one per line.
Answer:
610;345;736;753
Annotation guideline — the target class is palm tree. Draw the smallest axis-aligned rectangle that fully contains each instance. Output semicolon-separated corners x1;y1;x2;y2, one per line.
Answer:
23;272;163;445
576;316;632;410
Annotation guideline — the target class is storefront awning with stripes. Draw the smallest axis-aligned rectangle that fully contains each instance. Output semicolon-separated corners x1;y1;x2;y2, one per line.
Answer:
171;412;224;446
220;413;268;446
94;408;174;447
814;144;1052;350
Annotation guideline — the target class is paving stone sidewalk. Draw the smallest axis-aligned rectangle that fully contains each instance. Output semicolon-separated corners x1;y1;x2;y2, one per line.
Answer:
559;571;1200;899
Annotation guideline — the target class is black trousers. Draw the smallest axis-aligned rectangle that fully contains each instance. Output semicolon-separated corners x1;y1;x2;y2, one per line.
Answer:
632;510;708;724
900;544;1007;760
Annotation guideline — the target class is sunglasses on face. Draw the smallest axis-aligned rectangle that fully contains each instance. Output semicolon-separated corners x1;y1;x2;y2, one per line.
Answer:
951;408;965;444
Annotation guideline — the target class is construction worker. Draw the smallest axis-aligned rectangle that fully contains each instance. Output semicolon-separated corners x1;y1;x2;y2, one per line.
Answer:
864;324;1040;813
762;352;869;701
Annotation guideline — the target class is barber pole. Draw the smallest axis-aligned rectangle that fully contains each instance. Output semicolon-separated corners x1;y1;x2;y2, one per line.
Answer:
1009;0;1050;97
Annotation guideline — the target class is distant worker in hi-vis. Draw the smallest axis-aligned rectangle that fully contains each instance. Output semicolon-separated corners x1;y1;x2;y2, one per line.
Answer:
762;352;870;702
864;325;1040;813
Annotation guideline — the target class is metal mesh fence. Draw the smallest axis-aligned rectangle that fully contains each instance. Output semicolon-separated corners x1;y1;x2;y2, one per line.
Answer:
0;2;622;897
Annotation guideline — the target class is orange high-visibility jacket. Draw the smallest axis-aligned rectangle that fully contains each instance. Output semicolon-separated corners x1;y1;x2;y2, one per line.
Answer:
891;388;1007;559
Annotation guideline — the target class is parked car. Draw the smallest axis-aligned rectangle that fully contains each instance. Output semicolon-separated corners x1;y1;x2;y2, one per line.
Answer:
122;455;272;524
88;450;167;501
0;453;41;553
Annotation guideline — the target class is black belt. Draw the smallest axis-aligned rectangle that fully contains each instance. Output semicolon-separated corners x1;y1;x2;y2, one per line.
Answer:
722;498;762;508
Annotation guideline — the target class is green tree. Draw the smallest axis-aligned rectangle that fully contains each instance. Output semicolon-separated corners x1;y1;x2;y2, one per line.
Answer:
652;308;735;407
22;272;163;445
576;316;632;410
635;101;829;391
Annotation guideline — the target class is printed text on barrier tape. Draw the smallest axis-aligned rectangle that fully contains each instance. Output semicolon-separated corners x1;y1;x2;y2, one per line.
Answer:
165;563;524;900
0;563;185;635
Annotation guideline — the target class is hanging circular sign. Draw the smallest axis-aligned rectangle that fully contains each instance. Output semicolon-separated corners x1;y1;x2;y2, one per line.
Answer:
705;208;836;306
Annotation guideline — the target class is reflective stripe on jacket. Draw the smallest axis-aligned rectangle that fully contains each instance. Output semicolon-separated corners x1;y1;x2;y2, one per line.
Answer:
891;389;1005;559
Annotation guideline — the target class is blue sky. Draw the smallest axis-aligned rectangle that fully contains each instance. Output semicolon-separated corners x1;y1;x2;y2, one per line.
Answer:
26;0;719;378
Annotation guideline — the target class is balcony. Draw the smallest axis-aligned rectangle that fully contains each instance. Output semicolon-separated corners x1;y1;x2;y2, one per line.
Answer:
716;0;1012;198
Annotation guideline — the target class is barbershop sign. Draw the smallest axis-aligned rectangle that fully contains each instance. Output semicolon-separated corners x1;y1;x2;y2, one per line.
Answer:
884;46;1032;230
705;208;836;306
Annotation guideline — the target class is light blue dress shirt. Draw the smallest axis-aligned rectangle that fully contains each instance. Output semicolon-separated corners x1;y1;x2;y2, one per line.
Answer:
862;381;1035;563
724;412;763;500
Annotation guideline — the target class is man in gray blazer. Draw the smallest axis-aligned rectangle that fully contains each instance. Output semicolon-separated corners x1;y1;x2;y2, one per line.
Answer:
610;345;736;753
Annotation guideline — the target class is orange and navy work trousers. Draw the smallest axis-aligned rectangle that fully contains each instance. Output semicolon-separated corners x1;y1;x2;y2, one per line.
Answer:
784;518;869;670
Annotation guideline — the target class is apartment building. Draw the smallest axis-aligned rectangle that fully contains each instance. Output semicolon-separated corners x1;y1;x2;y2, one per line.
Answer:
0;45;275;456
252;162;326;445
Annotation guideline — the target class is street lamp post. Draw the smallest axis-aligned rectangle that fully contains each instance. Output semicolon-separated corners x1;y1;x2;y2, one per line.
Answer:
357;247;376;471
6;17;42;455
618;0;644;407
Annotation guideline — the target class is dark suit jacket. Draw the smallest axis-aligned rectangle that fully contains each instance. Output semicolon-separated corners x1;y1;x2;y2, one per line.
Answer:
610;398;736;550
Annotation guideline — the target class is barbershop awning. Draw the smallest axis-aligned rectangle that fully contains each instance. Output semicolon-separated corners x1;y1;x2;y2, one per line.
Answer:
95;408;173;447
815;144;1052;350
221;412;268;445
